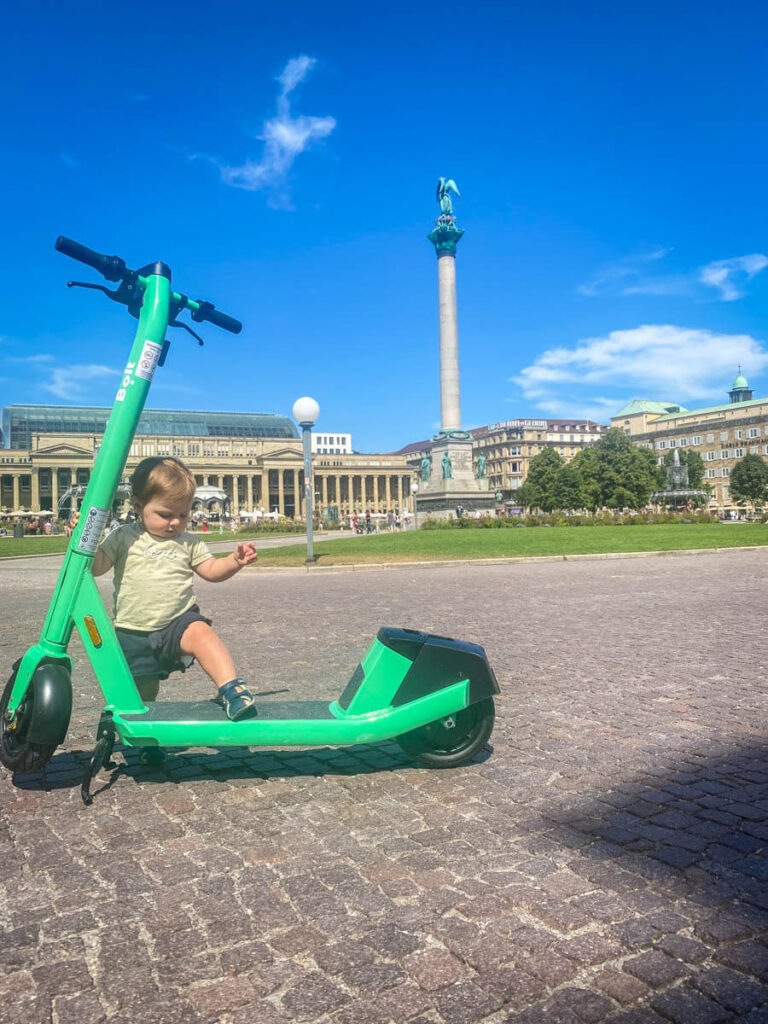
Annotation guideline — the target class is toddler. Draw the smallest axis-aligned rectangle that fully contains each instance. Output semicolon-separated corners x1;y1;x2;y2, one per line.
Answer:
80;456;258;725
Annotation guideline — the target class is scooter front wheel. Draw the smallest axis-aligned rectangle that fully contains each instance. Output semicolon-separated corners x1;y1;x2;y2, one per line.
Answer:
0;670;57;774
396;697;495;768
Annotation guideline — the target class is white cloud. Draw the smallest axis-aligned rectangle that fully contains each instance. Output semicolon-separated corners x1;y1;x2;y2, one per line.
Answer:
699;254;768;301
512;324;768;418
6;354;54;365
577;248;671;297
218;56;336;203
43;365;119;401
579;250;768;302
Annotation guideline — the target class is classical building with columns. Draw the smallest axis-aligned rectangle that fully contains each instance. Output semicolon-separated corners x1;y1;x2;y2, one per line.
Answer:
0;405;414;519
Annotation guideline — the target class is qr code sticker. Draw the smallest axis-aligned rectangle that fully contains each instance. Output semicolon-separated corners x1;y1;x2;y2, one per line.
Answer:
77;506;109;554
135;340;163;382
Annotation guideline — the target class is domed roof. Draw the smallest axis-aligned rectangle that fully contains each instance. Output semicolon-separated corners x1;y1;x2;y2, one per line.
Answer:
732;372;749;390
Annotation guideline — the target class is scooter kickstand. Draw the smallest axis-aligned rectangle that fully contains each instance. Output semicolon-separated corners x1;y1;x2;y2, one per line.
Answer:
81;712;116;806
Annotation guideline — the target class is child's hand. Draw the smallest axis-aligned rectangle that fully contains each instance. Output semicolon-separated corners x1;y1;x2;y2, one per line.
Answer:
232;541;258;568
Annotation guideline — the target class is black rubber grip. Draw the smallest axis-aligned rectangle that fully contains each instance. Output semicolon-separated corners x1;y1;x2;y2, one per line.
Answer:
55;236;127;282
55;236;106;270
191;300;242;334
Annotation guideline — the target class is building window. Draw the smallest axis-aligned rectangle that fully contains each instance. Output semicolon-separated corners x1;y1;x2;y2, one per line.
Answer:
734;448;745;458
721;450;731;459
723;467;731;476
142;443;154;457
707;434;714;443
691;435;702;445
706;468;717;478
188;443;200;457
720;431;729;441
657;440;667;450
735;430;743;439
680;438;688;447
748;428;759;438
750;446;758;454
158;443;170;456
669;439;677;448
706;451;717;461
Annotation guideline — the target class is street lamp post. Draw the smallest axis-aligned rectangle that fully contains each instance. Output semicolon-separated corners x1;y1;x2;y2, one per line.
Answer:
292;397;320;565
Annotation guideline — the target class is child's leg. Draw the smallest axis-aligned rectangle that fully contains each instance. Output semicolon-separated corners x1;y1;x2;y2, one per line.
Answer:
180;621;256;721
135;676;160;702
179;621;237;687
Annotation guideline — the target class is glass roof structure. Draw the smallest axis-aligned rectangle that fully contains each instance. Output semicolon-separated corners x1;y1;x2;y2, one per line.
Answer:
2;404;299;449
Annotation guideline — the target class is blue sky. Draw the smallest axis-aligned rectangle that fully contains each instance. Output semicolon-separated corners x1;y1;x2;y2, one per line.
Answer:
2;0;767;452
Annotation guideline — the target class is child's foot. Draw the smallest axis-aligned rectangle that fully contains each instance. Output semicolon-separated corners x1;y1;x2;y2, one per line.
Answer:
217;679;258;721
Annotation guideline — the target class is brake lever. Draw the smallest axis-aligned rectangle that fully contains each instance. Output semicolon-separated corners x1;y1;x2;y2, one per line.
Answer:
168;319;205;346
67;280;121;300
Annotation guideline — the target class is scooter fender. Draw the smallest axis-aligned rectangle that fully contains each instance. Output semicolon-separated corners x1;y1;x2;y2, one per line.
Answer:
26;660;73;746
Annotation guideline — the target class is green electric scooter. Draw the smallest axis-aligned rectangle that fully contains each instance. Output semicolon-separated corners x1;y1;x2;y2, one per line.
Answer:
0;238;499;805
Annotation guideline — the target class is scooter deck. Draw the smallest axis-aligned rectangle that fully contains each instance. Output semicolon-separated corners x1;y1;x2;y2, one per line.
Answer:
120;699;336;722
111;682;470;749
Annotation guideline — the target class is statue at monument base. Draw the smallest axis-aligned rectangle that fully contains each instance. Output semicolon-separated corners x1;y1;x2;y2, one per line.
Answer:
414;435;495;521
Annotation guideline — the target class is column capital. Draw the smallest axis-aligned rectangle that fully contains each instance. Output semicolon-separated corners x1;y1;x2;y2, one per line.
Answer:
428;216;464;258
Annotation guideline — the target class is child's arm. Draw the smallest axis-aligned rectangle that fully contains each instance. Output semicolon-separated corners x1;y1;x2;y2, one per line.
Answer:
194;542;258;582
68;510;114;576
91;548;114;577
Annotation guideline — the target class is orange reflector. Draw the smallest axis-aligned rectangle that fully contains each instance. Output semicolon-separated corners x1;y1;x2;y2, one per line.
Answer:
84;615;102;648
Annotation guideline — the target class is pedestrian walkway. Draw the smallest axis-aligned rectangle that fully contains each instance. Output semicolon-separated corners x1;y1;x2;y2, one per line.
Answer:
1;551;766;1022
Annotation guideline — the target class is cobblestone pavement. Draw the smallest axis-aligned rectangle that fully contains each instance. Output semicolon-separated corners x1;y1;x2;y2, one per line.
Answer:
1;550;767;1024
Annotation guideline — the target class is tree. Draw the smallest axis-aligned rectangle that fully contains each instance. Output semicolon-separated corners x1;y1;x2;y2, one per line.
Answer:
553;463;584;511
572;445;601;511
523;448;563;511
729;453;768;507
572;428;658;510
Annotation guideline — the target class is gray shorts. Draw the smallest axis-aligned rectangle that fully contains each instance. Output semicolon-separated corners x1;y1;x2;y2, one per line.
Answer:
115;604;212;681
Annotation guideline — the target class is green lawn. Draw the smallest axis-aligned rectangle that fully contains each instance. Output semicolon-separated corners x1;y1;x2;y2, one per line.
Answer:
2;522;766;565
249;522;768;567
0;528;302;559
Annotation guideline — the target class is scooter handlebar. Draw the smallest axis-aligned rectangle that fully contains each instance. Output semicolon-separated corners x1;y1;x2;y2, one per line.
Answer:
56;236;243;333
190;300;242;335
55;236;128;282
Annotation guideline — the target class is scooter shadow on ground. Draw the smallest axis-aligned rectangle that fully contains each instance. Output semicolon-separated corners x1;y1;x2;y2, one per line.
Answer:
10;738;495;800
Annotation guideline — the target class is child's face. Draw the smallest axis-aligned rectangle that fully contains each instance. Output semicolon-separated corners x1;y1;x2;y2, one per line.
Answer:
135;496;192;539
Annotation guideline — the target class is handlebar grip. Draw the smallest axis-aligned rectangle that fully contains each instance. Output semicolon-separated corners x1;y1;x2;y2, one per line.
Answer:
191;300;242;334
55;236;128;282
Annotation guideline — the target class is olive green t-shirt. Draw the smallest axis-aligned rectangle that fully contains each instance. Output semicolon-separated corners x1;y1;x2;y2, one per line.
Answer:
100;523;213;631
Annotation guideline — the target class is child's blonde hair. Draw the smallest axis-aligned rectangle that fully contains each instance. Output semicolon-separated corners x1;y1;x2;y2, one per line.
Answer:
131;457;196;507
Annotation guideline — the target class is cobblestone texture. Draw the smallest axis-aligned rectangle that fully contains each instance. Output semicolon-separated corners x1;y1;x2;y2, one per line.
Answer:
1;549;767;1022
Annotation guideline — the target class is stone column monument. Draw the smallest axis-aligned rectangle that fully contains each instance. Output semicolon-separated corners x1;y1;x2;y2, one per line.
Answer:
429;178;464;432
415;179;493;520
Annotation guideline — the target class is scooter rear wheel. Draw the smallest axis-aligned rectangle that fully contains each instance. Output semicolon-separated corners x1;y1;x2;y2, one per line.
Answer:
396;697;495;768
0;670;56;773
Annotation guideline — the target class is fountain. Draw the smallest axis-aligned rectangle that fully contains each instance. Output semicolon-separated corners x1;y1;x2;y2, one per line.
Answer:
650;449;708;508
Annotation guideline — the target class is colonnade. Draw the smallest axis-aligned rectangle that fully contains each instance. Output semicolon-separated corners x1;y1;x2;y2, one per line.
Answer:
0;465;414;518
205;469;413;518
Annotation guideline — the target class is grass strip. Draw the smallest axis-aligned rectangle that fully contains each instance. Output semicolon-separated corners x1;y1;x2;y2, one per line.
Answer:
245;522;768;567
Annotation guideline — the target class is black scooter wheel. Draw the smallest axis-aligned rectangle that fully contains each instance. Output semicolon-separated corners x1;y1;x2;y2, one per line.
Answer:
396;697;495;768
0;670;56;774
